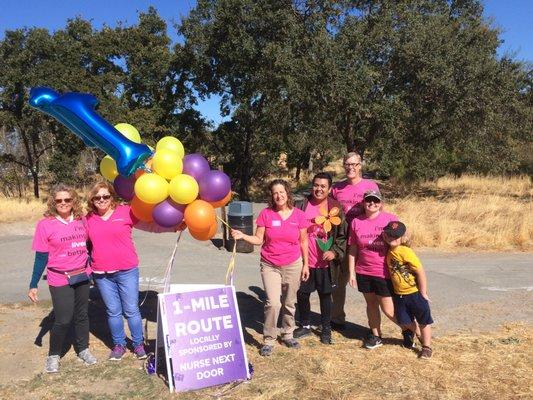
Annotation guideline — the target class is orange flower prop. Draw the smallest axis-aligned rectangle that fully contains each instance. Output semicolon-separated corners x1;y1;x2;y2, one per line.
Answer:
314;206;341;233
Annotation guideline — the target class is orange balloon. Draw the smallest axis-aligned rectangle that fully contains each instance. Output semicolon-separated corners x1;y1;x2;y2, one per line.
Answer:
184;200;216;231
130;196;155;222
209;191;232;209
134;158;153;180
189;220;218;241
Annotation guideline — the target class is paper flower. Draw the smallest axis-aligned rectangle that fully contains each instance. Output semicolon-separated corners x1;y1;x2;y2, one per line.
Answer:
314;206;341;252
314;206;341;233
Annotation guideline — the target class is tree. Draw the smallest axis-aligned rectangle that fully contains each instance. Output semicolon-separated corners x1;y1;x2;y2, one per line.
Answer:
0;9;206;195
0;28;56;197
180;0;301;198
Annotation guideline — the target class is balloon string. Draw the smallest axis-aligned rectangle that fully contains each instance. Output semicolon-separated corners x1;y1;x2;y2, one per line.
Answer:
216;216;238;286
163;231;183;293
140;231;182;347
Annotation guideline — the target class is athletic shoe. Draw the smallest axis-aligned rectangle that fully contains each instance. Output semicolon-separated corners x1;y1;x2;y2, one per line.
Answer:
320;328;333;345
402;330;415;349
45;355;60;373
134;344;147;360
283;338;300;349
330;321;346;331
259;345;273;357
77;348;97;365
293;327;312;339
363;333;383;349
108;344;126;361
419;346;433;359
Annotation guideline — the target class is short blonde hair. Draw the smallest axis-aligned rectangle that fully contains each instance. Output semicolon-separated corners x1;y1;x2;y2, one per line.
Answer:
343;152;362;163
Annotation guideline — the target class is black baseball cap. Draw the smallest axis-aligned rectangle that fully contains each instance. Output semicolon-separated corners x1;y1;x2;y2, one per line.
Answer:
383;221;406;239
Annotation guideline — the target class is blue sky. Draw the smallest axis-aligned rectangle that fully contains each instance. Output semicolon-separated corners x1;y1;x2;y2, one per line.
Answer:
1;0;531;125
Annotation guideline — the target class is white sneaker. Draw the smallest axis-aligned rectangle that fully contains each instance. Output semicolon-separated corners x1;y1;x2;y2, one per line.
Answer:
78;348;98;365
45;355;60;373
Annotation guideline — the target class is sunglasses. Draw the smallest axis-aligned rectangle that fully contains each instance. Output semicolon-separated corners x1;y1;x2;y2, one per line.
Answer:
55;198;72;204
364;197;381;204
92;194;111;201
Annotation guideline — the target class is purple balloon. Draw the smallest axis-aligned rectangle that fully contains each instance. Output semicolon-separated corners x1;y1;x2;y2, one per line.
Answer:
183;153;210;181
152;199;185;228
198;170;231;202
113;175;135;201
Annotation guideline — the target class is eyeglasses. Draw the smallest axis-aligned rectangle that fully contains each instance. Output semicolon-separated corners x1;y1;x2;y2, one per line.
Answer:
92;195;111;201
343;162;361;169
364;197;381;204
55;198;72;204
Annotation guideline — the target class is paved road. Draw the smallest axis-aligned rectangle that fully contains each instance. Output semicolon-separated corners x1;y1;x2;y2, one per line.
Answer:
1;204;531;334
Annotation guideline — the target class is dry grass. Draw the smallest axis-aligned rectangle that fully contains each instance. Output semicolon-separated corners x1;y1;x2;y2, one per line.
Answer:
0;318;530;400
385;175;532;251
0;196;45;224
1;175;531;251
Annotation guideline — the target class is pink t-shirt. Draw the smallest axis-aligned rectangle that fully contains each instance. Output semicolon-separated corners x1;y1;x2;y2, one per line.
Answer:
348;211;398;278
304;201;329;269
86;204;139;272
256;207;309;267
32;217;88;287
331;179;379;222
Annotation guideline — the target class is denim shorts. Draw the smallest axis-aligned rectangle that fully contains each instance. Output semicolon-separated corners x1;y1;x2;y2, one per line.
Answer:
393;291;434;326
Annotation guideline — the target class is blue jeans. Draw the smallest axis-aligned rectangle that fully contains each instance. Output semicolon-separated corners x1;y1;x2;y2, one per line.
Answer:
94;268;143;347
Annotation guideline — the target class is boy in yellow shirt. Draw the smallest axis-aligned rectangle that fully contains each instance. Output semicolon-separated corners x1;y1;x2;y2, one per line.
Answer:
382;221;433;359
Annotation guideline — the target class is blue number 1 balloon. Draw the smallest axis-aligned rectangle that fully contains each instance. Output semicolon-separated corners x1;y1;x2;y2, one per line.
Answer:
29;87;152;176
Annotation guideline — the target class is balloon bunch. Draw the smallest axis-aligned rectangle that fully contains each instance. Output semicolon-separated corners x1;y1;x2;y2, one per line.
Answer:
28;87;231;241
104;127;232;240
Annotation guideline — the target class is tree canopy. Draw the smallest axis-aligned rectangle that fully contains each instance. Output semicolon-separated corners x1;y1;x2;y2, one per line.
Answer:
1;1;531;198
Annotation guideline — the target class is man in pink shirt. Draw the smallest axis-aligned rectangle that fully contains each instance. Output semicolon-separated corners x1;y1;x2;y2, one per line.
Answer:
330;152;379;330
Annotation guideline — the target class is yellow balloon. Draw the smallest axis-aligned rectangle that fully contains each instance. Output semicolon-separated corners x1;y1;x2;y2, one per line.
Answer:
134;173;169;204
152;149;183;180
169;174;199;205
99;155;118;182
115;123;141;143
156;136;185;159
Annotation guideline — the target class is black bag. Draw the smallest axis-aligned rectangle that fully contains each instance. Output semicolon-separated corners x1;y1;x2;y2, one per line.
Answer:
65;268;90;285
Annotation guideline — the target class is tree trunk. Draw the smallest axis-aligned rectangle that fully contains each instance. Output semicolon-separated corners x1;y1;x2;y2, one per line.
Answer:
238;129;252;201
295;166;301;181
31;170;40;198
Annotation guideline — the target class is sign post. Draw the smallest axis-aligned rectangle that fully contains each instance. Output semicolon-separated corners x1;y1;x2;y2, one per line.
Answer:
156;284;250;392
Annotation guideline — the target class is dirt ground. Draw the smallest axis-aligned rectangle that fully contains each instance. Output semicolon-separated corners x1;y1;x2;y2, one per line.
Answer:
1;220;531;399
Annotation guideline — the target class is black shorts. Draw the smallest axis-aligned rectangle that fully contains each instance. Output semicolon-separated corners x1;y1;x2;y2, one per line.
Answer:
393;292;434;326
299;267;333;294
356;273;394;297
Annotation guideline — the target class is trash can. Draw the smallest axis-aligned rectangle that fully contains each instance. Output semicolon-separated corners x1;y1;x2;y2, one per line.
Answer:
225;201;254;253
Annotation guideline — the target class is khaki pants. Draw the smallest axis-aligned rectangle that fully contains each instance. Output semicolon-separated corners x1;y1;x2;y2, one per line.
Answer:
260;258;302;345
331;256;349;324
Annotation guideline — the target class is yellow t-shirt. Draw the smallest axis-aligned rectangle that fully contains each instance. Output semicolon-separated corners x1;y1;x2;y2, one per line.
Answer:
386;245;423;295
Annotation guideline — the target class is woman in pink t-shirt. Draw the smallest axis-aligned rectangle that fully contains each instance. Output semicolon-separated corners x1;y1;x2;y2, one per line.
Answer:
231;179;309;356
85;181;147;362
28;184;96;373
348;189;398;349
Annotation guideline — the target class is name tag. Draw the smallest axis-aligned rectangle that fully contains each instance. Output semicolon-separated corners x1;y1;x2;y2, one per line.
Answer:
272;220;282;227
